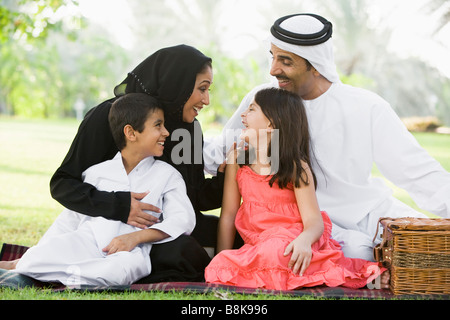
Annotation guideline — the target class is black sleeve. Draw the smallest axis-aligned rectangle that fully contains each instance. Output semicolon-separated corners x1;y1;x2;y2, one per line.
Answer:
182;152;224;213
194;171;225;212
49;98;131;223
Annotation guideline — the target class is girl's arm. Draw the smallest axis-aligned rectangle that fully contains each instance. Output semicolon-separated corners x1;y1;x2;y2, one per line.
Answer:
284;161;324;275
216;162;241;253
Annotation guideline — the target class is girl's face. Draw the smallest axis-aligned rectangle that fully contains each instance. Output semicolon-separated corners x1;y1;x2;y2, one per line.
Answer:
182;66;213;123
240;100;272;148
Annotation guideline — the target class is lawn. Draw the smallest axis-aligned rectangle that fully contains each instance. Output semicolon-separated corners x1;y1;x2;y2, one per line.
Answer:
1;116;449;301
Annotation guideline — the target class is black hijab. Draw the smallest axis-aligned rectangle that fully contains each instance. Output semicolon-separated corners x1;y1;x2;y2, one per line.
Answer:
114;44;212;123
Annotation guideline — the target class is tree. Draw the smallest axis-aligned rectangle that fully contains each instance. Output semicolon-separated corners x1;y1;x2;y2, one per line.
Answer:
0;0;81;43
125;0;267;125
2;0;449;124
0;0;133;118
319;0;450;123
0;0;83;116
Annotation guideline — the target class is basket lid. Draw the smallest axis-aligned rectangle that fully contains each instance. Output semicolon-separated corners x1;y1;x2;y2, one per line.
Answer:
380;217;450;231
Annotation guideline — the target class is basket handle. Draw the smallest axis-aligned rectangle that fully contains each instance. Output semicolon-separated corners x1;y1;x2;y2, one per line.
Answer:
373;242;392;266
373;217;393;266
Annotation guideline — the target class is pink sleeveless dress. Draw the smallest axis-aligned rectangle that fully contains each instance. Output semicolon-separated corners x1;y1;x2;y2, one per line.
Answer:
205;166;384;290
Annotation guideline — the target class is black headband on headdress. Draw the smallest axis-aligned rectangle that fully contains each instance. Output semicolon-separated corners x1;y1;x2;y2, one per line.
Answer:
270;13;333;46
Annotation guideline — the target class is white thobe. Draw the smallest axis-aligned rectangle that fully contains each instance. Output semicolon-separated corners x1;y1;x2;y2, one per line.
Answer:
204;81;450;260
15;153;195;286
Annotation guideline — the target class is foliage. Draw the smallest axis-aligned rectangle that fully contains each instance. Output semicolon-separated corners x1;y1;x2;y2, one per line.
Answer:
0;0;449;125
0;0;130;118
315;0;450;124
198;45;266;125
124;0;268;125
0;33;129;117
0;0;81;43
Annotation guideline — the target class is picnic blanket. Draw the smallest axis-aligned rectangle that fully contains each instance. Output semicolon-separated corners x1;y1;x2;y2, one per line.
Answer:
0;243;445;299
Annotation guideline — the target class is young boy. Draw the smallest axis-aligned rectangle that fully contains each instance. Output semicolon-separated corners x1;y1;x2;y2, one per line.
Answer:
8;93;196;286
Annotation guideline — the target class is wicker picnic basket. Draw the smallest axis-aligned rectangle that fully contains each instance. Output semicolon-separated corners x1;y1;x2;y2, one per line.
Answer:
373;217;450;295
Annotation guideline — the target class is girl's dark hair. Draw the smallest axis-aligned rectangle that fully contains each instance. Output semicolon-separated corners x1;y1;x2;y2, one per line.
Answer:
243;88;317;189
109;93;162;150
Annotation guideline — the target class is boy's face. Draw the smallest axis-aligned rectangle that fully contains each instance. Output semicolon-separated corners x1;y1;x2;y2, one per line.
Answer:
135;109;169;158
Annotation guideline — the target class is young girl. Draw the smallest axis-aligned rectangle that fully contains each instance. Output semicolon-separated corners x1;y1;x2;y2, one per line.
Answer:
205;88;385;290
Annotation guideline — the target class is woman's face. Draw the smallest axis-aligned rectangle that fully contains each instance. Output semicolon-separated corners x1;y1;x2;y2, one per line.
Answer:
182;66;213;123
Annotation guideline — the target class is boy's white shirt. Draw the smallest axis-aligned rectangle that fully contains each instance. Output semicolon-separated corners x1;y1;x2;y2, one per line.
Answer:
15;152;195;286
79;152;195;247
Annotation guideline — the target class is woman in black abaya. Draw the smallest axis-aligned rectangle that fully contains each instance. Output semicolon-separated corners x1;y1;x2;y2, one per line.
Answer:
49;45;226;282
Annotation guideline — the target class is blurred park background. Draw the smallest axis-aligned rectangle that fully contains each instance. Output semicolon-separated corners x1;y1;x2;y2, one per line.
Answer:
1;0;450;129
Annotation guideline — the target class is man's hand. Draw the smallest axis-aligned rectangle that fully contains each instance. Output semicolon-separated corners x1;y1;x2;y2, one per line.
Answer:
128;192;161;229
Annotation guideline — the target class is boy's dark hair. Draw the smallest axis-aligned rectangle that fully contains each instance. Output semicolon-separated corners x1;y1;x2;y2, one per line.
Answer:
108;93;162;150
242;88;316;189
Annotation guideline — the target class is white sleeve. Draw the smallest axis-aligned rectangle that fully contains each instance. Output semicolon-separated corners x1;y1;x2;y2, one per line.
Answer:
149;172;196;244
203;83;275;175
372;103;450;218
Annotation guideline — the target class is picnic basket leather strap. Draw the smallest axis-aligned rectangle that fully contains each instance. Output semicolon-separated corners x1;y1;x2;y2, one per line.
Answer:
373;218;394;266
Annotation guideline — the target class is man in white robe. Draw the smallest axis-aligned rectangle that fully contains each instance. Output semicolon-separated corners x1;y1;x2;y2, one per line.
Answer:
204;14;450;261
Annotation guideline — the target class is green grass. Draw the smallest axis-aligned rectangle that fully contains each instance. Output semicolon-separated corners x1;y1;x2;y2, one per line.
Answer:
0;286;323;301
1;116;449;300
0;118;80;247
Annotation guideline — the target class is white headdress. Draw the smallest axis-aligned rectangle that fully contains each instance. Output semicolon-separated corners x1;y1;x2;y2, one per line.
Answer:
270;14;341;83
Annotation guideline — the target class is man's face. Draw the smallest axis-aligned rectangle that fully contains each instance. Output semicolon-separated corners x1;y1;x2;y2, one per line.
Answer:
269;44;316;99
